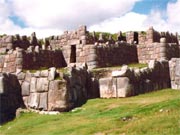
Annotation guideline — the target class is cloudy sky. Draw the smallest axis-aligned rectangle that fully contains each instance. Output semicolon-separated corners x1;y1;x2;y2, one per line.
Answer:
0;0;179;38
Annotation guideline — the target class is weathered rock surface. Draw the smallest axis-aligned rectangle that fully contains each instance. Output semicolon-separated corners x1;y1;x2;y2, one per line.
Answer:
100;60;170;98
169;58;180;89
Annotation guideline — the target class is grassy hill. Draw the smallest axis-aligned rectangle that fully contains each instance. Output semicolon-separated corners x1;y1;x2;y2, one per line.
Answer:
0;89;180;135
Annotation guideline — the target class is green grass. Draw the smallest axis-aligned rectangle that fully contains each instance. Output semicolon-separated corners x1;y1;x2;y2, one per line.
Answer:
93;63;148;71
91;63;148;79
22;67;49;73
1;89;180;135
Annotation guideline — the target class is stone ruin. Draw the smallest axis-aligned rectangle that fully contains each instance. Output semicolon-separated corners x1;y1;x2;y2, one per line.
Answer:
0;25;180;124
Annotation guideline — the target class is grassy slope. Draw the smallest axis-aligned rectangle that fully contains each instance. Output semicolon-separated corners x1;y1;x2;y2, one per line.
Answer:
1;89;180;135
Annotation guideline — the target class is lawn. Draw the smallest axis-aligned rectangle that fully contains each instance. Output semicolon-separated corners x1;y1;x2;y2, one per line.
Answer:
0;89;180;135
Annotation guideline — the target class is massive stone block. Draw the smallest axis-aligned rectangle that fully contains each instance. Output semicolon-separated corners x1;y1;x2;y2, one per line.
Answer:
169;58;180;89
116;77;134;97
48;80;68;111
27;93;40;109
39;92;48;110
21;81;30;96
99;77;116;98
30;77;37;92
36;78;49;92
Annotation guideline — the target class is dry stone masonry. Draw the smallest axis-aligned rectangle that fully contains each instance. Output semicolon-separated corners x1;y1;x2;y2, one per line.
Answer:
169;58;180;89
18;65;97;111
99;60;170;98
137;27;179;63
0;25;180;124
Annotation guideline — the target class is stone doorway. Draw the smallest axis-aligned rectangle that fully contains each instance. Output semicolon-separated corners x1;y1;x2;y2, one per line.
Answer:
70;45;76;63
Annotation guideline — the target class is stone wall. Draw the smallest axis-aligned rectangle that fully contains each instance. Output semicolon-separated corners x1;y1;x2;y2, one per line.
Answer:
22;48;67;69
0;73;24;124
0;48;23;73
137;38;180;63
99;60;170;98
49;25;94;50
126;32;138;44
138;27;178;45
96;43;138;67
0;47;67;73
17;65;99;111
0;32;39;54
62;43;138;69
169;58;180;89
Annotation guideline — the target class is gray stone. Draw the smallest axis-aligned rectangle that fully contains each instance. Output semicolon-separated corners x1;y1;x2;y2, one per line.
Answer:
16;68;22;75
112;70;125;77
86;54;97;62
25;72;32;82
15;58;23;65
23;96;28;107
49;80;64;91
34;71;41;77
21;81;30;96
98;33;104;41
116;77;134;97
16;52;23;58
30;77;37;92
17;72;25;80
112;65;130;77
148;60;156;69
99;77;116;98
39;92;48;110
0;76;4;94
7;43;13;50
175;60;180;76
5;36;14;42
48;88;68;111
35;46;39;53
48;67;56;81
28;93;40;109
160;37;166;43
40;70;49;77
36;78;49;92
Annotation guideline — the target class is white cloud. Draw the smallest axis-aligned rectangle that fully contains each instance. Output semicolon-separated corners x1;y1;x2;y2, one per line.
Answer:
1;0;180;38
167;0;180;33
89;0;180;35
89;12;147;33
10;0;140;29
143;10;169;32
0;0;21;35
17;28;63;38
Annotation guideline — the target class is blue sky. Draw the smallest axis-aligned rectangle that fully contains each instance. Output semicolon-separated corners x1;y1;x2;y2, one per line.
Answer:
0;0;180;38
133;0;176;14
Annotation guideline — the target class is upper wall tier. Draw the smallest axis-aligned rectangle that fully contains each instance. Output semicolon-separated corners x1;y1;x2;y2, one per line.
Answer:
0;32;39;54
